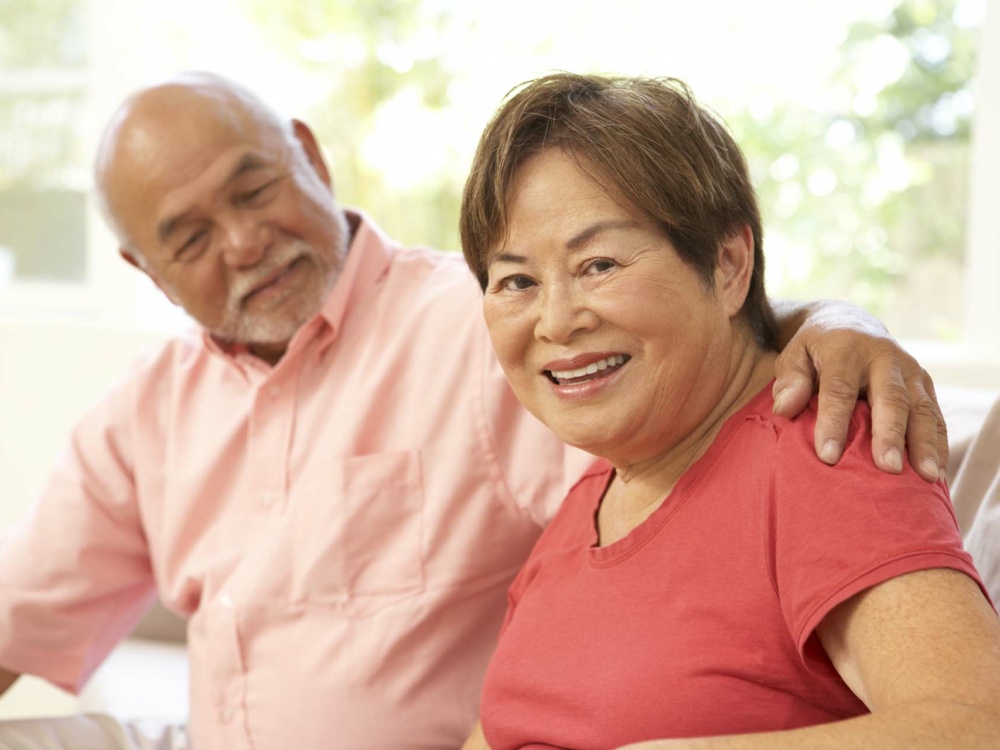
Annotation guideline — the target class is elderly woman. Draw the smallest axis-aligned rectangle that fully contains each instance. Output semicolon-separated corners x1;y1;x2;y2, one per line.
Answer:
458;74;1000;750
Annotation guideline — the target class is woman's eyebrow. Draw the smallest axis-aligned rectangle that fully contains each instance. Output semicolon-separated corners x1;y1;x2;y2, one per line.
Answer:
492;220;644;264
492;253;528;265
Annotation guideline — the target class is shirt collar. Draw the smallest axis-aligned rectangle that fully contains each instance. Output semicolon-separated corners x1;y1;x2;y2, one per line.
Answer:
313;208;393;343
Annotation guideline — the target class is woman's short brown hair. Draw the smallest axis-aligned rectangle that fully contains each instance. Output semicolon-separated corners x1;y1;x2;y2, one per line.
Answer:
460;72;778;349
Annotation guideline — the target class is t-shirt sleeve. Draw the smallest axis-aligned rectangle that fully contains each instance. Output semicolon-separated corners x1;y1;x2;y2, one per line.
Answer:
0;376;156;693
766;402;988;671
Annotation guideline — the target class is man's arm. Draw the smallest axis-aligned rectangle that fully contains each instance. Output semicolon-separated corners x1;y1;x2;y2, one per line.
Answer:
771;299;946;482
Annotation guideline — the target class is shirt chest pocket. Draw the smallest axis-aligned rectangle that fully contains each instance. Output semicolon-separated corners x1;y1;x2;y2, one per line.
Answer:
293;450;425;615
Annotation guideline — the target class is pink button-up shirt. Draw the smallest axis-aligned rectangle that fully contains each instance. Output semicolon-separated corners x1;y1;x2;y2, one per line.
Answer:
0;212;586;749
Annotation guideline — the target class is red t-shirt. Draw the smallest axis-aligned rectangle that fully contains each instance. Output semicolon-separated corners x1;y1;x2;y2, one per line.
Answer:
481;385;986;750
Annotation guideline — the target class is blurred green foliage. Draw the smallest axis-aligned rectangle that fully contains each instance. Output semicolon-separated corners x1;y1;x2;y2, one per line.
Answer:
243;0;976;332
0;0;89;280
730;0;975;322
241;0;461;252
0;0;87;189
0;0;978;300
0;0;86;68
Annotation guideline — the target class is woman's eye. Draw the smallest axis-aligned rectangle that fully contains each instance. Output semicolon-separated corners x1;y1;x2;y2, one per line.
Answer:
585;259;616;275
503;275;535;291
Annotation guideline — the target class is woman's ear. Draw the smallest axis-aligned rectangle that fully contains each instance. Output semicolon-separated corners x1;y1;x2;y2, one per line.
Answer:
715;223;754;318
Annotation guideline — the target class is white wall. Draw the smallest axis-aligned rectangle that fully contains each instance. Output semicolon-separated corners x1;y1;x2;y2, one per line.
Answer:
0;322;166;529
965;0;1000;353
0;321;167;717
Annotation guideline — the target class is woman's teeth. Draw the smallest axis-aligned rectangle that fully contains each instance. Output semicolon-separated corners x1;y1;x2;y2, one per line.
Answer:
550;355;627;382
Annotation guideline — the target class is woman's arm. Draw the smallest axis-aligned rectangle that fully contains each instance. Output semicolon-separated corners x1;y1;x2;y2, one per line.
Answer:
617;569;1000;750
771;299;945;482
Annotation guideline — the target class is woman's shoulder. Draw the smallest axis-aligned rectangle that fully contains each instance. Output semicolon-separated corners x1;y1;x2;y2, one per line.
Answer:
736;386;876;467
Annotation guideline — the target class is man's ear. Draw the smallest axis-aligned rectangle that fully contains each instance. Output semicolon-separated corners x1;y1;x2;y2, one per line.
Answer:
119;248;178;305
291;119;333;190
715;223;754;318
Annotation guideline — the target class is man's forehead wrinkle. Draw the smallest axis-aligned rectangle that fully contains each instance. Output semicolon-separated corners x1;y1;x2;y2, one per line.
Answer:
155;151;274;244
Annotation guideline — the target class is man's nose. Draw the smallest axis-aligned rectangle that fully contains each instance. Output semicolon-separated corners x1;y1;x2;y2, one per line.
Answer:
220;216;269;268
534;282;600;344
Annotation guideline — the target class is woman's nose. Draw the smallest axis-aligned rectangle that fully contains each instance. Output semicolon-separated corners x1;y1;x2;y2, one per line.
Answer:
534;283;599;343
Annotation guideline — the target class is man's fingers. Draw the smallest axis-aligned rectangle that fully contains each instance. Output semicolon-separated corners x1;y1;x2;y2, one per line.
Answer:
924;372;950;475
814;372;864;465
867;360;946;482
772;346;817;418
775;333;867;465
868;352;948;481
903;373;948;482
867;364;911;475
773;299;949;475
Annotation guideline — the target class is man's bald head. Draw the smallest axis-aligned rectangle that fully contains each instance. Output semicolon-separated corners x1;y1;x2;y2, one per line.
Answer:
94;72;299;251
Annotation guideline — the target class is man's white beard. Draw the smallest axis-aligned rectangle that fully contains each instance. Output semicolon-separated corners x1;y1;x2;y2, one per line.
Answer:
210;239;338;348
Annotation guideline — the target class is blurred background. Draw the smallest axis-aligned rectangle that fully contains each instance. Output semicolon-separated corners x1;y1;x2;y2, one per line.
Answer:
1;0;997;362
0;0;997;719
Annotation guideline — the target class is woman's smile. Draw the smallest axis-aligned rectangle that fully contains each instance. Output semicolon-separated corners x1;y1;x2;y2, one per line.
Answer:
542;353;632;402
544;353;630;383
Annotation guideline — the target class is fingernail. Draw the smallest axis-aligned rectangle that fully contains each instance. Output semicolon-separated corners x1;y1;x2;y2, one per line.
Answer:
820;440;842;465
920;457;939;481
883;448;903;473
772;387;788;412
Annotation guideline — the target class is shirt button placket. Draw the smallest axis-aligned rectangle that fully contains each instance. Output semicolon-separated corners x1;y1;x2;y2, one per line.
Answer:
212;593;248;746
252;375;294;516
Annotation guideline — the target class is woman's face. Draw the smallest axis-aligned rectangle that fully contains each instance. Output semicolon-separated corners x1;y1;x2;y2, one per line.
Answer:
482;149;743;464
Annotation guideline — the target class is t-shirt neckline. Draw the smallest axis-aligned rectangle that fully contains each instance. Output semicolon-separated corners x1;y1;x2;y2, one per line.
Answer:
586;381;776;566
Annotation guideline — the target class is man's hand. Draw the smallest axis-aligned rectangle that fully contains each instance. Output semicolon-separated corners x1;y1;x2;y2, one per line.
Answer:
771;300;946;482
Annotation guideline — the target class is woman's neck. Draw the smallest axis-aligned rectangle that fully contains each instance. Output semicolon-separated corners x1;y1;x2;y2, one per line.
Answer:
597;342;776;546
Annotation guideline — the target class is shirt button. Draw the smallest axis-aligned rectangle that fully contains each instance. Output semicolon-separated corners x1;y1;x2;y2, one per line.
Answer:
261;491;277;509
267;384;282;399
218;593;234;610
220;707;235;723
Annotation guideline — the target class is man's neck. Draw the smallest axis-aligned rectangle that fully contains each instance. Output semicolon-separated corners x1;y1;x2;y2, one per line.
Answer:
248;340;288;365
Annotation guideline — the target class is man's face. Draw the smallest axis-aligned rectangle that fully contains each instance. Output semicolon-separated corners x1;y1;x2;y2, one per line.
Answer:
109;115;348;361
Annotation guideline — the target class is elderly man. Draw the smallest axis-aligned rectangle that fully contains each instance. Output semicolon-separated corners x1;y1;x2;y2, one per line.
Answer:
0;73;948;750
